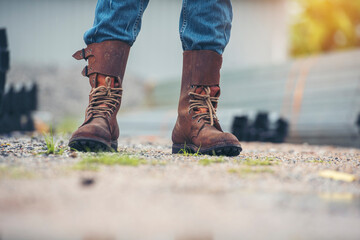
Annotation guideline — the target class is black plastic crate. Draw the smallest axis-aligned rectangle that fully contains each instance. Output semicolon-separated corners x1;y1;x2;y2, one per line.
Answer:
0;50;10;71
0;29;7;49
231;112;289;143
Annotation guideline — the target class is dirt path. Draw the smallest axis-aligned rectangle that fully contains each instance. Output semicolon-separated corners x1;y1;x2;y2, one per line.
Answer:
0;135;360;239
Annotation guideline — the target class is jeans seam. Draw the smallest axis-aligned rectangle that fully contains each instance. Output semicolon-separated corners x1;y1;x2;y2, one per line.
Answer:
179;0;188;50
132;0;144;44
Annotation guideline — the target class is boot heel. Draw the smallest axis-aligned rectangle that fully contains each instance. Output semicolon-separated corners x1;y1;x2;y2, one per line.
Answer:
172;144;183;154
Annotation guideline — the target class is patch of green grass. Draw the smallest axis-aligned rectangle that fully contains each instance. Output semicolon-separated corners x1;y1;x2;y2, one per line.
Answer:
72;163;100;171
199;157;225;166
197;156;278;167
41;128;65;155
242;157;278;166
199;158;211;166
0;166;36;179
228;168;238;174
228;167;274;175
73;154;146;171
81;154;145;166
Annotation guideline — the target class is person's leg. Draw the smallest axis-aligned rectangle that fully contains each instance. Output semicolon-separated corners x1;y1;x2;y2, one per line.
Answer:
172;0;242;156
69;0;149;152
84;0;150;46
179;0;232;54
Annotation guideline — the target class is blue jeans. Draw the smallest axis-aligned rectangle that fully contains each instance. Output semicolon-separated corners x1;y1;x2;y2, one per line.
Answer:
84;0;232;54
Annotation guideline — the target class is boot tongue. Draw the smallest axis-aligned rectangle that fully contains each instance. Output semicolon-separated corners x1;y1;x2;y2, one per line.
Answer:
194;86;219;97
96;75;115;87
91;75;118;109
194;86;220;114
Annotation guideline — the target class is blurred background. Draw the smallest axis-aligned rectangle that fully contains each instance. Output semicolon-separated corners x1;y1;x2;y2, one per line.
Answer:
0;0;359;147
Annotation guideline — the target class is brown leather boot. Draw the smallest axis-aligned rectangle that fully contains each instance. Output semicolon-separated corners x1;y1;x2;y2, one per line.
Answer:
172;50;242;156
68;40;130;152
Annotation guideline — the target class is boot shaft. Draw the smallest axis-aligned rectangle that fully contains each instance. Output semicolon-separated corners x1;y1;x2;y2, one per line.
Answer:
181;50;223;87
178;50;222;113
73;40;130;82
73;40;131;119
177;50;222;122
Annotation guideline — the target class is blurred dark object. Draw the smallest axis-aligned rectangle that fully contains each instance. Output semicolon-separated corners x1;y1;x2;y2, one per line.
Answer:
0;84;38;134
0;28;37;134
0;29;9;72
356;113;360;134
231;112;289;143
81;177;95;187
0;28;8;105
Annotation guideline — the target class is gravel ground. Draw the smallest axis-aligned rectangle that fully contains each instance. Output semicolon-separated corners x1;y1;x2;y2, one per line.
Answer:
0;134;360;240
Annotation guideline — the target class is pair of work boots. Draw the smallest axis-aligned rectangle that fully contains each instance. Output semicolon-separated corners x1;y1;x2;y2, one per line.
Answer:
68;40;242;156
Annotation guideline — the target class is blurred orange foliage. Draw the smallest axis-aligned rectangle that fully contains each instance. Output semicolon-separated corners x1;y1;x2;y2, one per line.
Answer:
290;0;360;56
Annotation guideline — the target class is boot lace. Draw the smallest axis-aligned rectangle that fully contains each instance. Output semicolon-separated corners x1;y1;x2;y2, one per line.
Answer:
87;77;122;118
189;86;218;125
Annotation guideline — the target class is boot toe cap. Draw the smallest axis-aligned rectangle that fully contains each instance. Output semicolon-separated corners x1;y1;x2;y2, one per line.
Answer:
194;129;241;149
70;120;111;143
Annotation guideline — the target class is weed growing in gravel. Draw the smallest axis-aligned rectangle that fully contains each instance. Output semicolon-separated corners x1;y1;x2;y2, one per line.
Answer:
73;154;146;171
199;157;225;166
42;128;65;155
0;166;36;179
178;143;201;156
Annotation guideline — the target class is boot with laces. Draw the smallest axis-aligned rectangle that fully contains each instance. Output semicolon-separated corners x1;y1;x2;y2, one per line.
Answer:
172;50;242;156
68;40;130;152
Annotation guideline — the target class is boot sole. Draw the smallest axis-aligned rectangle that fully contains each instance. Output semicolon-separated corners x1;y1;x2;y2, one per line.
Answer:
68;138;118;152
172;143;242;157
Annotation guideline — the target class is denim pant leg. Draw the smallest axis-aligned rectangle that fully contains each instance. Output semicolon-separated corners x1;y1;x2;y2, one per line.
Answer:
179;0;233;54
84;0;150;46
